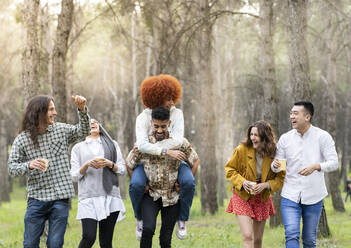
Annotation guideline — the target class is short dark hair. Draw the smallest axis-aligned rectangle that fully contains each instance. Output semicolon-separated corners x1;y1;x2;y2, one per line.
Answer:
151;107;170;121
294;101;314;120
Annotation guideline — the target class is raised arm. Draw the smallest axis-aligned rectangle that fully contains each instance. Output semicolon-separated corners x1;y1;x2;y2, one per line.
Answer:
65;95;90;144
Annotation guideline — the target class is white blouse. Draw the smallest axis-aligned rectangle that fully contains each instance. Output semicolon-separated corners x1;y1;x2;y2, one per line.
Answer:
70;137;126;222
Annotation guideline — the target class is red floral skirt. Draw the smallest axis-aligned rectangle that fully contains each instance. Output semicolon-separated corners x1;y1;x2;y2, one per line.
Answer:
226;191;275;221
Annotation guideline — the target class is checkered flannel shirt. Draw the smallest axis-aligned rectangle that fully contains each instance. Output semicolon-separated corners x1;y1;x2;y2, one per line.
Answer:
127;136;199;207
8;109;90;201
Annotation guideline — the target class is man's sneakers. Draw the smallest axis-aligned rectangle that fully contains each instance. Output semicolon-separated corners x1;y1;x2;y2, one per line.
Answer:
136;220;143;241
176;220;187;240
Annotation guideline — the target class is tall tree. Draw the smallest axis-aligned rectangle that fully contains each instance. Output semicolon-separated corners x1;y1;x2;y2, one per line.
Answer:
22;0;40;104
321;0;345;212
287;0;330;237
259;0;280;227
287;0;311;100
39;3;52;95
52;0;74;122
196;0;218;214
20;0;40;187
259;0;278;132
0;120;10;202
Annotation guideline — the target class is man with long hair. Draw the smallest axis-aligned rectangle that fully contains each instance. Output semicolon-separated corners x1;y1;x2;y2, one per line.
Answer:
8;95;90;248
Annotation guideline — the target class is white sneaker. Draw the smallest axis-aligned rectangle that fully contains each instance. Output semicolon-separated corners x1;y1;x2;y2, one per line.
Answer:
136;220;143;241
176;221;187;240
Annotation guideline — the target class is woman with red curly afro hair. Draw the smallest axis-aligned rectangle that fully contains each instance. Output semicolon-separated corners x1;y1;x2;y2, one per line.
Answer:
128;74;196;241
140;74;182;109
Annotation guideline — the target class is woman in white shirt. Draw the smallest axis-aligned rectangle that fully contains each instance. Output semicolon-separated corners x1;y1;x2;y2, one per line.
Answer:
129;74;195;241
70;119;126;248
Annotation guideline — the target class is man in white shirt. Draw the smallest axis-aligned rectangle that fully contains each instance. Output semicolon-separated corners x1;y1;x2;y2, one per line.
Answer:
271;101;338;248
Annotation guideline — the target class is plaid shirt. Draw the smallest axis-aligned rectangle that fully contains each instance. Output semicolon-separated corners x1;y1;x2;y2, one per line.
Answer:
8;110;90;201
127;136;198;207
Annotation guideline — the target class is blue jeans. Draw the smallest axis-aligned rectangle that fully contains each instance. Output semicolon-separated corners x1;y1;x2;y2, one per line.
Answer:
129;162;195;221
281;197;323;248
23;198;69;248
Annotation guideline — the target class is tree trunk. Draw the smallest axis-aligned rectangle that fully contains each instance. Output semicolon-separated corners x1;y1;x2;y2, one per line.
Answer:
39;3;52;95
213;25;227;207
287;0;311;101
131;12;138;116
321;0;345;212
66;3;82;124
258;0;281;227
287;0;331;237
317;205;331;238
0;120;10;203
196;0;218;215
21;0;40;188
343;46;351;190
22;0;40;105
52;0;74;123
259;0;278;133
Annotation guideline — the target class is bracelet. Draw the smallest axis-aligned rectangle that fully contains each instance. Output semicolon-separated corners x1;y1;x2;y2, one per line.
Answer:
111;162;115;170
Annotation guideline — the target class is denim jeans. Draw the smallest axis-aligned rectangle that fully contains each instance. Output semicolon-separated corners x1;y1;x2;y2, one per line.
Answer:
23;198;69;248
281;197;323;248
129;162;195;221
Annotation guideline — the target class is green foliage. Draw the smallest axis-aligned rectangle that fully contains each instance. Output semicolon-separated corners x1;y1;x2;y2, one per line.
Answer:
1;186;351;247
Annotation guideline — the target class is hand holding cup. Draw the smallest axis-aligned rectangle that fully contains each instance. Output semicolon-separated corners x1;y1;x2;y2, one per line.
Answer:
243;180;256;194
273;158;286;171
29;158;49;171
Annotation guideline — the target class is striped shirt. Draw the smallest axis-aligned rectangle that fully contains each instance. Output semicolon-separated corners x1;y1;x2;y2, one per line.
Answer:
8;109;90;201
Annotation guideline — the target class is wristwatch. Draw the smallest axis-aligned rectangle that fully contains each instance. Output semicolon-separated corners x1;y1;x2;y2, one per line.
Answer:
161;148;167;156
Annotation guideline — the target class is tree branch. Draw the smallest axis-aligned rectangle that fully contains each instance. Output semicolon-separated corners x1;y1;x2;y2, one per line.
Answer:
324;0;351;20
68;8;110;48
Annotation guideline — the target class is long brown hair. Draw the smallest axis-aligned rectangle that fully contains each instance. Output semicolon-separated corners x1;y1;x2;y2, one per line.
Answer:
241;120;276;158
19;95;54;148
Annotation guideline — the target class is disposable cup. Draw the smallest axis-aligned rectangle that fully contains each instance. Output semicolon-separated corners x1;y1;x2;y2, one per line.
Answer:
249;182;257;195
95;158;105;168
42;159;49;171
278;159;286;171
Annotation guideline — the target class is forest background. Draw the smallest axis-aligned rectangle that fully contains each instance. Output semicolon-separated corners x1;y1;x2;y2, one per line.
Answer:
0;0;350;247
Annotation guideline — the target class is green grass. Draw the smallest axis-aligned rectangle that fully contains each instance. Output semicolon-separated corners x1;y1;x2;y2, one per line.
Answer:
0;186;350;248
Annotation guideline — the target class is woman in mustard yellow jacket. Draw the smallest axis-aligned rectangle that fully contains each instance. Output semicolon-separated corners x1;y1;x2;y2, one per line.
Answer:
225;121;285;248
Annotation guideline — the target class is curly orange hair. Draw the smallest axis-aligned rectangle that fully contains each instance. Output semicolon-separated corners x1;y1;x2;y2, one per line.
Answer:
140;74;182;109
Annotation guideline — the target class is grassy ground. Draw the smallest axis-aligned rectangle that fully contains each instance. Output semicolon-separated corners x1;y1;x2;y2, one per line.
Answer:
0;186;350;248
